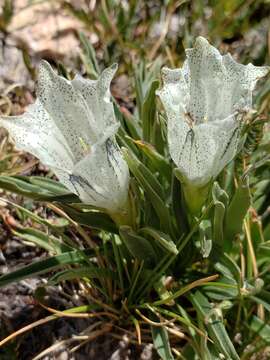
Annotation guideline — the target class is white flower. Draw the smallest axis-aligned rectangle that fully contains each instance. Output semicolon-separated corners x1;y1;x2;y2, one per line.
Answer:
0;61;130;213
157;36;269;187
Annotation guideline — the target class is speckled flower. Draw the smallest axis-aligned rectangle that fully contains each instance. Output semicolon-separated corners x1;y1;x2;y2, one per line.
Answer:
0;61;130;214
157;36;269;187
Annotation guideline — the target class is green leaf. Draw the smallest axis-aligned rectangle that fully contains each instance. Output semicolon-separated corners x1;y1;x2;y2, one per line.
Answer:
251;295;270;313
29;176;70;194
116;130;140;159
134;60;161;119
12;227;73;254
151;325;174;360
0;175;51;197
224;181;250;251
142;80;159;143
199;220;212;258
119;226;157;266
1;197;68;230
213;201;225;245
122;147;172;233
251;290;270;313
48;265;115;285
213;253;241;284
211;182;228;246
203;278;238;300
79;31;100;78
0;175;79;202
171;173;189;237
257;242;270;265
176;304;196;338
212;182;229;207
132;140;171;182
1;198;78;250
250;315;270;343
60;204;117;233
113;102;141;141
0;177;117;233
139;227;178;255
153;275;174;304
57;62;70;79
0;249;93;288
123;147;164;197
152;113;167;155
190;291;239;360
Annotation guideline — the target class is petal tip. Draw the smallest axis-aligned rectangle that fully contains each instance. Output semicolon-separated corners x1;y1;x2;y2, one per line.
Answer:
110;63;118;71
99;63;118;89
195;36;210;47
104;63;118;77
160;66;183;83
38;60;54;76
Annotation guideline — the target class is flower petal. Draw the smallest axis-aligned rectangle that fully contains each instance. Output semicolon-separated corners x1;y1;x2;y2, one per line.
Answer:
169;114;239;186
220;54;269;119
70;139;130;212
0;100;74;172
37;61;98;160
72;63;119;143
1;62;129;213
156;67;189;115
185;36;225;123
170;119;218;185
184;37;269;123
212;115;240;177
158;36;269;187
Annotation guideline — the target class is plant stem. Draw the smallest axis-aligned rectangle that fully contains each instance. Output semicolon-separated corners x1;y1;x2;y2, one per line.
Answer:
182;182;211;216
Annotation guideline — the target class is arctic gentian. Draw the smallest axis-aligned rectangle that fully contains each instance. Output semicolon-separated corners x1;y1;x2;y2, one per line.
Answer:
157;36;269;213
0;61;130;218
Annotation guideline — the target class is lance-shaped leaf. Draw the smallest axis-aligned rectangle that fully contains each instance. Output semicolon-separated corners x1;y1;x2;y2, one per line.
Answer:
157;36;269;187
0;61;130;214
119;226;157;266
